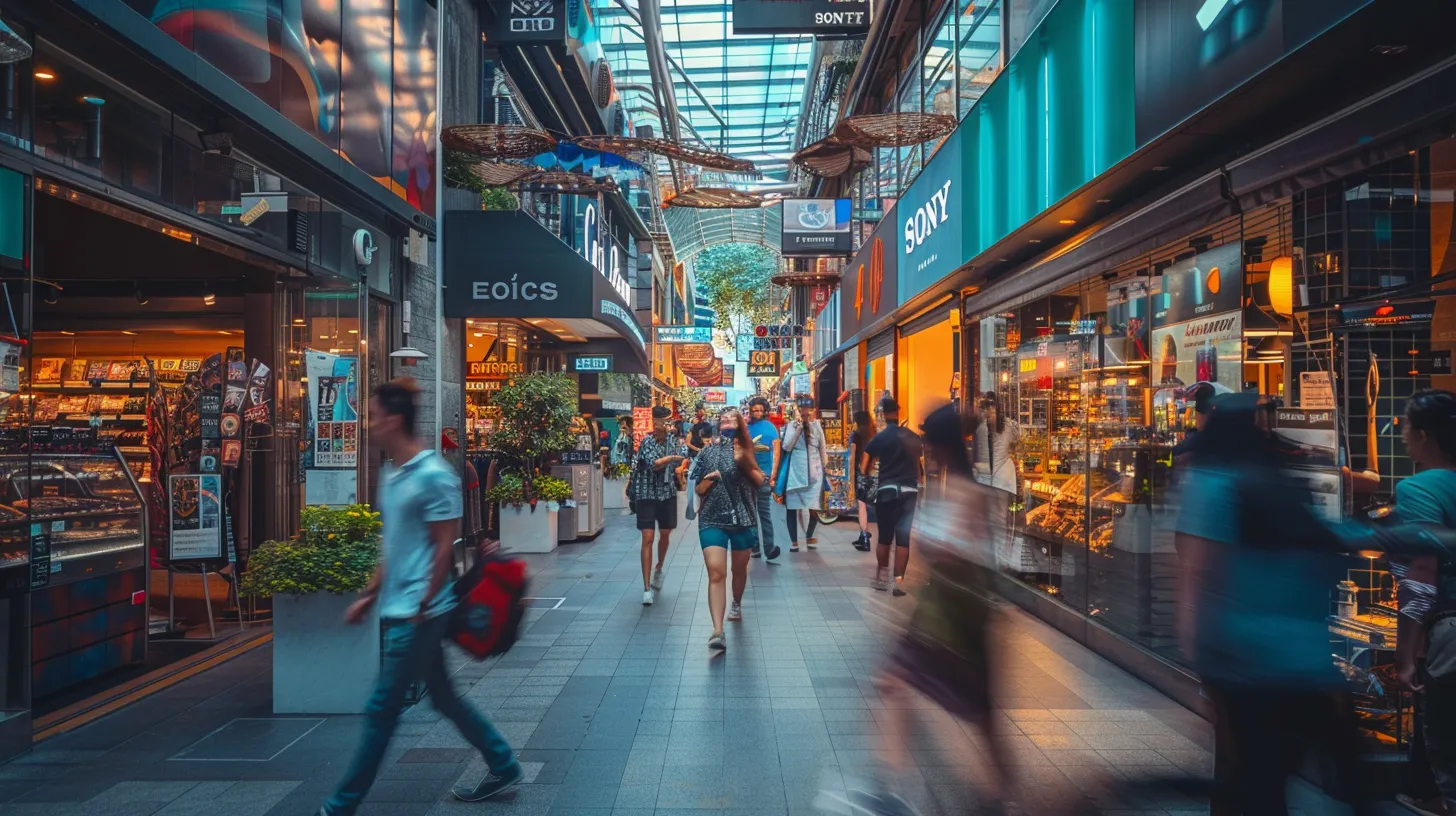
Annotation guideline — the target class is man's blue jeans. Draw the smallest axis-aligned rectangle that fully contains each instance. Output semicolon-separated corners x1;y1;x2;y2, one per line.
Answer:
755;483;776;556
325;612;517;815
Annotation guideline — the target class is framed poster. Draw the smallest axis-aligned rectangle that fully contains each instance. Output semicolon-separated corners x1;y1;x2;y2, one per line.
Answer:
169;473;224;560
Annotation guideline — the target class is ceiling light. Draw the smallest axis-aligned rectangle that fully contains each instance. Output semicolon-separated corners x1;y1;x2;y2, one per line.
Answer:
1096;198;1112;204
133;284;149;305
1058;219;1076;225
219;330;231;335
348;329;359;334
60;330;74;336
33;71;55;81
202;292;216;306
1151;165;1169;172
1029;239;1042;244
293;318;305;325
120;330;138;336
81;95;106;106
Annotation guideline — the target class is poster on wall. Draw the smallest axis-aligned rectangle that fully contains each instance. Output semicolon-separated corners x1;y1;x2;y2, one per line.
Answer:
1273;408;1342;522
169;474;223;560
1149;242;1244;392
305;350;359;468
632;406;652;447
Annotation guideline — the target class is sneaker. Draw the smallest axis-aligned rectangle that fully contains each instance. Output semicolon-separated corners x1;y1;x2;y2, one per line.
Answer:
893;576;907;597
871;576;889;592
708;631;726;650
727;601;742;621
806;537;818;550
751;547;762;559
790;543;800;553
453;762;525;802
652;567;665;590
643;589;655;606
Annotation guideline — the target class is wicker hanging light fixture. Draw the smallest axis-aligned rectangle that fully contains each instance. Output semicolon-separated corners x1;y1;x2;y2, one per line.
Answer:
792;138;873;178
442;124;557;159
514;171;620;195
836;112;958;148
662;187;770;209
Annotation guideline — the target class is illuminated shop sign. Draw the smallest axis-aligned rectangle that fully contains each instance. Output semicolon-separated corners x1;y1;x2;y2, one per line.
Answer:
1339;300;1435;329
731;0;870;35
573;355;613;372
468;361;527;378
599;300;646;348
583;203;633;304
656;326;713;344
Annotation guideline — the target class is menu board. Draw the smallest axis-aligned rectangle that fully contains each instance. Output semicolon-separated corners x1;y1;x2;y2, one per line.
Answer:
169;473;224;560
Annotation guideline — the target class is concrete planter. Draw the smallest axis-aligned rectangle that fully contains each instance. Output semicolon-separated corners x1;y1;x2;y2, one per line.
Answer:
272;592;379;714
500;502;559;553
603;478;630;510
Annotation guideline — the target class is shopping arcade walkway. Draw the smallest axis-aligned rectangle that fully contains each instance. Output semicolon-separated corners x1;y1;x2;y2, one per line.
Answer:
0;503;1263;816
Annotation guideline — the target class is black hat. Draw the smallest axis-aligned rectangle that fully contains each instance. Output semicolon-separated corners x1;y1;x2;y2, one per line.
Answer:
651;406;672;419
879;396;900;414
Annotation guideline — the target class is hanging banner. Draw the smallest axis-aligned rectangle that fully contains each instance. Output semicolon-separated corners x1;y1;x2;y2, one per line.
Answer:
306;350;360;468
632;406;653;447
169;473;224;560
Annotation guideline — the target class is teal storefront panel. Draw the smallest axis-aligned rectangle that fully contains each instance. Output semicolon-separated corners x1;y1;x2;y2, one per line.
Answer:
899;0;1135;302
0;167;23;263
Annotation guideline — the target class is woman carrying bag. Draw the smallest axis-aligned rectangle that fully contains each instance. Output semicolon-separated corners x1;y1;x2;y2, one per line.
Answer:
777;402;830;552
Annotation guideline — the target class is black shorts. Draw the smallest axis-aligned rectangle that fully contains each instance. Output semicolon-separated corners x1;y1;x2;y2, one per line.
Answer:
635;496;678;530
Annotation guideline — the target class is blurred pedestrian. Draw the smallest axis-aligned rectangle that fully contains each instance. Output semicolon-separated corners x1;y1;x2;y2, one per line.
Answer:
321;380;520;815
853;403;1015;816
1394;390;1456;816
973;393;1019;567
849;410;876;551
689;407;767;650
781;401;830;552
630;406;689;606
688;407;714;457
747;396;783;561
1177;393;1373;816
861;397;922;595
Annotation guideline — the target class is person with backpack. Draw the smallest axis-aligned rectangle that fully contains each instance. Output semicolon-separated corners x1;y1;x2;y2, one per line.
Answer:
319;379;520;816
861;397;923;595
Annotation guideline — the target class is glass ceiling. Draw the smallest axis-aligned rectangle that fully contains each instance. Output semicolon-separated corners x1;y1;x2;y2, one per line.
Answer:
662;203;782;261
594;0;814;181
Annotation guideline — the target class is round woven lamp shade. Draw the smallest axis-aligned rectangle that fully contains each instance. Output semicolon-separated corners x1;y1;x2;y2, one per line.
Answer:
515;171;619;195
463;159;540;186
793;139;872;178
442;124;557;158
837;112;958;148
663;187;767;209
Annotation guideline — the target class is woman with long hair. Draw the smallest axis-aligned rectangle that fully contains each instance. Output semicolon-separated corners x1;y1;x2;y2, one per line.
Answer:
974;393;1019;568
780;402;830;551
845;403;1015;815
689;407;767;651
849;410;876;551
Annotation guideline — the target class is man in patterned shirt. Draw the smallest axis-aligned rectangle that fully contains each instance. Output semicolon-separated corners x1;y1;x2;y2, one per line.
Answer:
631;406;688;605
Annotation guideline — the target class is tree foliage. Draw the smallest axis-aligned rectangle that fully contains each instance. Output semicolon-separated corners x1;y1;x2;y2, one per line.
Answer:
695;243;779;336
489;373;580;505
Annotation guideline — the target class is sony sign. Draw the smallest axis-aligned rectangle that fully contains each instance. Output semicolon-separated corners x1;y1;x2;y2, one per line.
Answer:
584;203;634;304
903;180;952;256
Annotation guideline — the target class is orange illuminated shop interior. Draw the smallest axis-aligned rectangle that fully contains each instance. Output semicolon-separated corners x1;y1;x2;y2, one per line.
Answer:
463;319;580;449
1;188;289;709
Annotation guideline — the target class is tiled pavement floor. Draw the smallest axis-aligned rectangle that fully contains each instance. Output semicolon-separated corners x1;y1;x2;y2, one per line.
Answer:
0;504;1383;815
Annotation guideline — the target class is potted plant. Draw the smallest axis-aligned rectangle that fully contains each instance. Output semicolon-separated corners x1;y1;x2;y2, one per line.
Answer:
602;461;632;510
488;372;579;553
240;504;382;714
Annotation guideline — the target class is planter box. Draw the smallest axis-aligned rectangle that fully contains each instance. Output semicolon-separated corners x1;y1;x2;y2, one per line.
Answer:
603;478;629;510
500;502;559;553
273;592;379;715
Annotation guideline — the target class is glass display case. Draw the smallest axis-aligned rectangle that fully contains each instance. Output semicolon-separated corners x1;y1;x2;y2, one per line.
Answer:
0;450;146;585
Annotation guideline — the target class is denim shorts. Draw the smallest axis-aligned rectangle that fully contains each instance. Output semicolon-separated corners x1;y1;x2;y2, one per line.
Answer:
699;526;757;551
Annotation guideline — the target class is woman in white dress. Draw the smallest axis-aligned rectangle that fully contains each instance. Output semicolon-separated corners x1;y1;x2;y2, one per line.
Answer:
778;403;830;552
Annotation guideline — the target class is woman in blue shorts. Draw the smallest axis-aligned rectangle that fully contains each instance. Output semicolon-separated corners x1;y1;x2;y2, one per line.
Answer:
689;407;766;651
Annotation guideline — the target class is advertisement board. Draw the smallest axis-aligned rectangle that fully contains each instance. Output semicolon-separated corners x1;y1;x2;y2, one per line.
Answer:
702;389;728;403
1149;243;1243;392
656;326;713;344
898;126;964;299
748;350;780;378
731;0;869;35
781;199;853;256
169;474;224;560
840;229;899;342
305;350;360;468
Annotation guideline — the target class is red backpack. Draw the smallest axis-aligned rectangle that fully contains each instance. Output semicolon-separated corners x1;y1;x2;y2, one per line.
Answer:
449;554;529;659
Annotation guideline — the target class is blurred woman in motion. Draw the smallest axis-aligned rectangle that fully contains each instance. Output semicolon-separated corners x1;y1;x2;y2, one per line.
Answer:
838;403;1015;816
849;411;876;551
1177;392;1375;816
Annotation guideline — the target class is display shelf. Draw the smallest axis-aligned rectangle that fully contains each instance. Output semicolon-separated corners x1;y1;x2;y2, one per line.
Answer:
29;384;150;393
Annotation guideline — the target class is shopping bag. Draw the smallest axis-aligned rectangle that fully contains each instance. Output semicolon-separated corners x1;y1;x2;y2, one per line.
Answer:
449;552;530;659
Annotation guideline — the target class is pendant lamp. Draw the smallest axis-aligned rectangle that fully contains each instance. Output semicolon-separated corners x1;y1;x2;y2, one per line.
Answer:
0;10;32;64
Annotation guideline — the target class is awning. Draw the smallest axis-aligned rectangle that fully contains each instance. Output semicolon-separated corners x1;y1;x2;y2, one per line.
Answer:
443;210;649;373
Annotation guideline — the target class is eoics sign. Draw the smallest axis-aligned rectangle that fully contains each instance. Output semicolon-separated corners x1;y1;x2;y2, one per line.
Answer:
731;0;869;35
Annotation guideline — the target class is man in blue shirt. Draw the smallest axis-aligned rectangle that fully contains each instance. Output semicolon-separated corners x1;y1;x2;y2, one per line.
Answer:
747;396;782;561
321;380;520;816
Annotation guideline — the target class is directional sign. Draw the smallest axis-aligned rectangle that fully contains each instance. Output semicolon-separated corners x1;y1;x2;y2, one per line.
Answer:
748;350;780;378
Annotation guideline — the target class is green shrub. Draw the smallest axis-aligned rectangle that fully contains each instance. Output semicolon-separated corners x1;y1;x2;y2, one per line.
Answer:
604;461;631;480
240;505;382;598
485;473;572;509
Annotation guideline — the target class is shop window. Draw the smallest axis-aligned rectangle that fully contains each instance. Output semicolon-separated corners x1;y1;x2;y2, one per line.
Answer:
957;0;1002;118
31;44;165;197
0;15;32;150
288;285;363;516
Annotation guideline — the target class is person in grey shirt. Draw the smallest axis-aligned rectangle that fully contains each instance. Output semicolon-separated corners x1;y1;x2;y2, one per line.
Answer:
320;380;520;816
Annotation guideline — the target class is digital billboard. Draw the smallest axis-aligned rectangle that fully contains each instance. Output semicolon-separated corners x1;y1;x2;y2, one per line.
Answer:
781;198;853;257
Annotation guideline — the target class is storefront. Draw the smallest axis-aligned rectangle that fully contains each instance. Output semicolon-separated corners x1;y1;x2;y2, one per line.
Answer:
0;0;432;757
